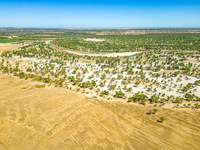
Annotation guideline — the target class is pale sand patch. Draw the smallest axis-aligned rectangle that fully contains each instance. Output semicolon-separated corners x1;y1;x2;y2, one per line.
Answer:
84;38;105;42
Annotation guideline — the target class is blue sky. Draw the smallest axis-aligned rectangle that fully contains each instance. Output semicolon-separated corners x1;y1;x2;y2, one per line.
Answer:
0;0;200;28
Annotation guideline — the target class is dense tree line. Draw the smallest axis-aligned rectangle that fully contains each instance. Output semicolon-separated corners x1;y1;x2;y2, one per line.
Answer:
53;33;200;53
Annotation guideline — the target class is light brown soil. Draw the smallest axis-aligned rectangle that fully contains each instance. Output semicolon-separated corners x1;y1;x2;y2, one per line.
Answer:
0;73;200;149
84;38;106;42
0;43;22;54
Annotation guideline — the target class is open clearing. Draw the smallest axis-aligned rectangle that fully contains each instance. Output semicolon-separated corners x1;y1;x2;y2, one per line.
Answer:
0;43;22;53
84;38;106;42
0;73;200;149
52;45;141;57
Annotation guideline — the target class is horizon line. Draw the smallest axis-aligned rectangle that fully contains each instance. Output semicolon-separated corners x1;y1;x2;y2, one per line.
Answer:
1;27;200;29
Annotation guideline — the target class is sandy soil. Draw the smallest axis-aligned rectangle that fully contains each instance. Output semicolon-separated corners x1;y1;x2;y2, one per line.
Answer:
84;38;106;42
0;43;22;54
52;45;141;57
0;73;200;149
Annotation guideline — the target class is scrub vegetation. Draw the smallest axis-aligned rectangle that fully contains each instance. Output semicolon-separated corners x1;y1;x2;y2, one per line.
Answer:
53;33;200;53
0;28;200;149
1;34;200;109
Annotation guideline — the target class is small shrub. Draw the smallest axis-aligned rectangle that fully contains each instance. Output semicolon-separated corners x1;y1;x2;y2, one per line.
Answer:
35;84;45;88
153;109;158;114
160;117;165;123
147;110;154;115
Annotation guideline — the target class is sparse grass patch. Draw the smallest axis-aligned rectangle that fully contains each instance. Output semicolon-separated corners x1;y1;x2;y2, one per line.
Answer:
35;84;45;88
0;39;18;43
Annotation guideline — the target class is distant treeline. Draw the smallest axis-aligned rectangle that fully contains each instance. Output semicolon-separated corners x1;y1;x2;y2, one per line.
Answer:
53;33;200;53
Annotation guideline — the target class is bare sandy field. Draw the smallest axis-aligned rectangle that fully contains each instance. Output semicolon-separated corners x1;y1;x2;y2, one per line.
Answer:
0;43;22;54
0;73;200;149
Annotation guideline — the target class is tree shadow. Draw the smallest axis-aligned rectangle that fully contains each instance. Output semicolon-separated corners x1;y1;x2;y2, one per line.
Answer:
157;120;162;123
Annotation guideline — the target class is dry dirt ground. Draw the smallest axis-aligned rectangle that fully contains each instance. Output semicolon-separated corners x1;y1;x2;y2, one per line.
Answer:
0;43;22;54
0;73;200;150
84;38;106;42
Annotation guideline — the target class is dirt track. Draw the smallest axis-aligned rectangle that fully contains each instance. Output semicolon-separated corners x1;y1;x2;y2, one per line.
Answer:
0;73;200;149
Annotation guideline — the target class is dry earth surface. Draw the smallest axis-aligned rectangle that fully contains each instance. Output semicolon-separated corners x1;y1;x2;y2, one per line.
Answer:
0;73;200;149
84;38;106;42
0;43;22;54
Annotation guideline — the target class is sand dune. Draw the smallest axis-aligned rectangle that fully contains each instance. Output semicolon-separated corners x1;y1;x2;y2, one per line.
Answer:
0;73;200;149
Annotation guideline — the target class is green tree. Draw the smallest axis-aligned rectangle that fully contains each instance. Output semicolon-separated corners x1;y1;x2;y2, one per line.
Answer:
194;103;199;109
19;72;25;79
135;81;141;87
115;90;125;98
160;117;165;123
153;109;158;114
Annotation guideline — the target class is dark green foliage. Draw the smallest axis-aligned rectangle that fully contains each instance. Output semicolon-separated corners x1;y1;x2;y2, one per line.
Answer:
109;84;116;90
19;72;25;78
132;93;148;103
175;97;184;103
53;33;200;53
153;109;158;114
115;90;125;98
100;90;109;97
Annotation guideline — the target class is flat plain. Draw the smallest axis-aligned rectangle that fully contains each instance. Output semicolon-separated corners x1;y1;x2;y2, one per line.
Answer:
0;73;200;149
0;43;22;53
1;29;200;149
